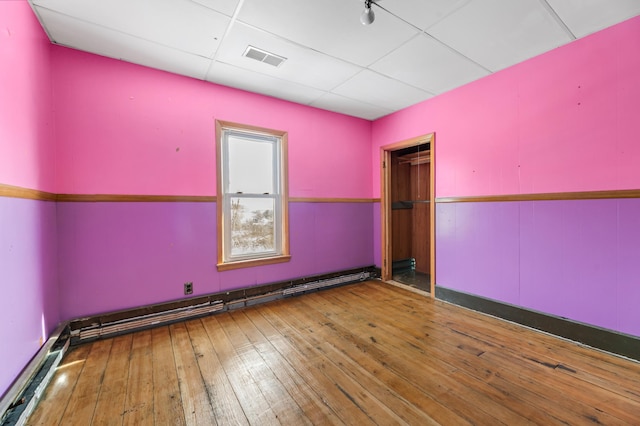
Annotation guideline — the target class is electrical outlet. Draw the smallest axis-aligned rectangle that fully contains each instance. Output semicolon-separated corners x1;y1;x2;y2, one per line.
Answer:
184;282;193;295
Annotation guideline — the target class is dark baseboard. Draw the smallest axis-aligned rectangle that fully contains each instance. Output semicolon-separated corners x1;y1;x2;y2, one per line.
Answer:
435;286;640;362
373;266;381;277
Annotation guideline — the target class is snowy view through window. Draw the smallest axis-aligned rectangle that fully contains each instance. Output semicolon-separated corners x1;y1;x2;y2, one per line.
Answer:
229;197;275;256
226;133;278;258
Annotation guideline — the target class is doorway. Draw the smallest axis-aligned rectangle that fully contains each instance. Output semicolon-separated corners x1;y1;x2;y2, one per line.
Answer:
381;134;435;295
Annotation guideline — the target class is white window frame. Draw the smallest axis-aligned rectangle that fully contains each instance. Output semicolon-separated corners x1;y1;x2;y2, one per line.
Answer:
216;120;290;271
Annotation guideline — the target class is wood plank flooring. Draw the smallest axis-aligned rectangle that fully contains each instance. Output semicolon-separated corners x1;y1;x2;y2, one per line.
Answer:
27;281;640;425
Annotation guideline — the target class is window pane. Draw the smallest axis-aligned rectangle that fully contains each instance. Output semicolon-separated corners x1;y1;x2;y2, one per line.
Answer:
228;136;274;194
229;197;276;257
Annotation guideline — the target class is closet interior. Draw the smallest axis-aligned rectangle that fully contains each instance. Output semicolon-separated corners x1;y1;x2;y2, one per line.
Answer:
390;143;431;292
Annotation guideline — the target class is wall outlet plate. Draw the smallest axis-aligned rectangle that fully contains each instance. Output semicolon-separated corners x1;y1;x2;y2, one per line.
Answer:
184;282;193;295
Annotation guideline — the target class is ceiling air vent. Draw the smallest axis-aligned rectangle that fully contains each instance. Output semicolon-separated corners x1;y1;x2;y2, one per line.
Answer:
243;46;287;67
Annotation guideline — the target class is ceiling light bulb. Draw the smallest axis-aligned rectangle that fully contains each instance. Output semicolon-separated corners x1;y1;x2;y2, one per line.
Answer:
360;2;375;25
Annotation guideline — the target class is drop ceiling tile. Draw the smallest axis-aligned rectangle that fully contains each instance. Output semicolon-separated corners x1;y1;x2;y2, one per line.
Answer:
32;0;230;58
310;93;393;120
332;70;433;111
236;0;418;66
188;0;240;17
206;61;326;105
546;0;640;38
381;0;472;31
35;7;212;79
215;22;362;91
428;0;573;72
370;34;489;94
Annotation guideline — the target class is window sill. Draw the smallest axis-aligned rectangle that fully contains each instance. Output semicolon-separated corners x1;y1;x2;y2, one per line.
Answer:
217;254;291;271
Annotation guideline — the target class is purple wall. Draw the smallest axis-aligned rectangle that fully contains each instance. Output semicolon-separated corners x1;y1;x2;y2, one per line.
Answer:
437;198;640;337
372;202;381;267
0;1;59;399
436;201;520;304
57;201;373;320
0;198;59;397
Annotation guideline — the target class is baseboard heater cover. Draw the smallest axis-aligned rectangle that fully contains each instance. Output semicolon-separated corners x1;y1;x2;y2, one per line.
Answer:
283;271;370;296
70;266;376;344
1;325;69;426
0;266;368;424
72;301;225;341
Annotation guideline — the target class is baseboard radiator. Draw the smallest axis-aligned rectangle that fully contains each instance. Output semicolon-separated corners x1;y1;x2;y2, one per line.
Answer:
1;325;69;426
282;271;370;296
1;266;377;425
70;266;376;344
72;301;226;341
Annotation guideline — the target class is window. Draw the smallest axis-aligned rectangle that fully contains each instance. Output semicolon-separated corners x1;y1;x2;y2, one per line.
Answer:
216;120;290;271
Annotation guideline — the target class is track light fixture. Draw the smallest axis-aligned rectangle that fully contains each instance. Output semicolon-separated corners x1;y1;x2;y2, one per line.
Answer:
360;0;375;26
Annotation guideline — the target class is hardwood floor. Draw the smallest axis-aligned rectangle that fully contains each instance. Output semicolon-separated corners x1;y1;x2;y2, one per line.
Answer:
27;281;640;425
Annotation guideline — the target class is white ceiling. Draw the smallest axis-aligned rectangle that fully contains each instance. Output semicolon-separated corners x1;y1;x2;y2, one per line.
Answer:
29;0;640;120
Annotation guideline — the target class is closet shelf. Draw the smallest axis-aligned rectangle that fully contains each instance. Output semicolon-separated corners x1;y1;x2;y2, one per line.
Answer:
392;200;431;209
397;151;430;165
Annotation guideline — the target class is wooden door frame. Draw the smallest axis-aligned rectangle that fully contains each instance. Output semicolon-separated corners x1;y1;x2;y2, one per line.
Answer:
380;133;435;296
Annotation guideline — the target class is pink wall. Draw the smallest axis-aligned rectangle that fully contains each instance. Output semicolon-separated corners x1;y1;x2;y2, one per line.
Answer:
372;15;640;198
0;0;59;399
0;0;56;192
51;46;375;320
372;16;640;338
53;47;373;199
